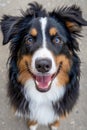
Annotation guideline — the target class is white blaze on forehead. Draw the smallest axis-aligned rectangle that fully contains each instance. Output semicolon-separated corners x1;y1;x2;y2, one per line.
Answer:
31;17;57;75
39;17;47;48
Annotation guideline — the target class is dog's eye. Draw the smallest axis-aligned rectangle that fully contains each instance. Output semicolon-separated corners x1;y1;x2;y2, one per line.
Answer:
28;36;33;43
53;36;61;45
26;36;34;44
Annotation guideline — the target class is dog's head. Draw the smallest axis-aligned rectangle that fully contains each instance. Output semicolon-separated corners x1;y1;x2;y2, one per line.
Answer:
1;2;87;92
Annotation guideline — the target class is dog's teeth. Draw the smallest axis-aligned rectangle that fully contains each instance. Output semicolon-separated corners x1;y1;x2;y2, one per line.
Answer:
36;81;39;85
48;81;51;86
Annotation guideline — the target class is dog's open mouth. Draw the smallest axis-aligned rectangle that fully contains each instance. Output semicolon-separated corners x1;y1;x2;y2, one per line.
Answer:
27;62;62;92
34;74;55;92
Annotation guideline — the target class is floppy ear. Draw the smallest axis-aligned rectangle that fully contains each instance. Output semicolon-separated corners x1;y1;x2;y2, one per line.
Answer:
0;2;46;45
1;15;20;45
49;5;87;34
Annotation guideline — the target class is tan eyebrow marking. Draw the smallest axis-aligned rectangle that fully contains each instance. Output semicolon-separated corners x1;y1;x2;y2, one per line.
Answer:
30;28;37;36
49;27;57;36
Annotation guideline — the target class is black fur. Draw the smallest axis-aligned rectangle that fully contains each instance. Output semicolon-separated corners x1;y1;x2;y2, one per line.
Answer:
1;2;87;119
53;53;80;115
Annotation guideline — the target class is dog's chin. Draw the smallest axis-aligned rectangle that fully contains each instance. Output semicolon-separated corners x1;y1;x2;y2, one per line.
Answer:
33;74;56;92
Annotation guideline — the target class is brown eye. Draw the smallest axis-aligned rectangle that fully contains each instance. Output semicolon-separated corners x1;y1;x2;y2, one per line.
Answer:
53;36;61;44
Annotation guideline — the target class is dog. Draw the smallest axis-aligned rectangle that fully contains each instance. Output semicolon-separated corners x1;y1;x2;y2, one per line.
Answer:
1;2;87;130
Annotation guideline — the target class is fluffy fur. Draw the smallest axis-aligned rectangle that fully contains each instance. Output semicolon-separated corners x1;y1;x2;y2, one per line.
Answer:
1;2;87;130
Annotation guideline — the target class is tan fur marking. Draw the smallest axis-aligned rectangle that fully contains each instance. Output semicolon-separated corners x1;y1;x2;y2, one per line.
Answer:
60;112;68;119
18;71;31;85
50;120;60;128
66;21;75;28
27;120;37;127
57;71;69;86
17;55;32;85
30;28;37;36
49;27;57;36
56;55;72;86
66;21;81;32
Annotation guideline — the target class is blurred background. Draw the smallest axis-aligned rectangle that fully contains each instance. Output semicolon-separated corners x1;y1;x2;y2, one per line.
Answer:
0;0;87;130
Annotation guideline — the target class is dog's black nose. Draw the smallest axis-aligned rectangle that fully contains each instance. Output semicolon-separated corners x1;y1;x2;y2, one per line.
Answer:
35;58;52;73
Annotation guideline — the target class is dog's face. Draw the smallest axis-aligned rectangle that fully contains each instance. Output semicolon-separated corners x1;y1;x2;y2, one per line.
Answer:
13;16;72;93
17;17;72;92
1;3;87;93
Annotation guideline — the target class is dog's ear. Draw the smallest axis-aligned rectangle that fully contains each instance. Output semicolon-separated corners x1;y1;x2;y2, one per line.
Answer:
1;15;20;45
1;2;46;45
49;5;87;34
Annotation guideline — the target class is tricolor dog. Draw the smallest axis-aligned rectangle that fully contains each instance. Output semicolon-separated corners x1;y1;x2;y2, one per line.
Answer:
1;2;87;130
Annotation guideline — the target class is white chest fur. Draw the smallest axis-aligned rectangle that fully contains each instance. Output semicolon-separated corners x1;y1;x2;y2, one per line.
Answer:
24;79;65;125
29;100;57;125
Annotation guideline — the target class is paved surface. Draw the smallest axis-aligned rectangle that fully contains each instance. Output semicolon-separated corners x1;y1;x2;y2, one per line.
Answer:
0;0;87;130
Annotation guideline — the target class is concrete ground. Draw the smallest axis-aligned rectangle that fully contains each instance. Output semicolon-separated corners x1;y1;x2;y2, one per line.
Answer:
0;0;87;130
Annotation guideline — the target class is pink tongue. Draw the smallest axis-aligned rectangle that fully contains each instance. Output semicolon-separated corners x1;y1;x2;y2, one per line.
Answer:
36;75;51;89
